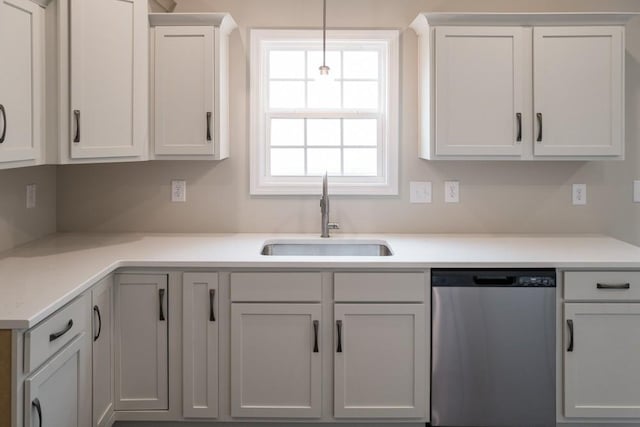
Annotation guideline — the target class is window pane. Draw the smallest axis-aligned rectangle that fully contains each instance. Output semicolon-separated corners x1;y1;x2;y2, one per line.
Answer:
271;148;305;176
344;148;377;176
269;81;305;109
343;81;379;109
270;51;305;79
307;119;340;146
344;119;377;146
271;119;304;146
307;80;341;108
343;51;379;79
307;51;341;79
307;148;341;175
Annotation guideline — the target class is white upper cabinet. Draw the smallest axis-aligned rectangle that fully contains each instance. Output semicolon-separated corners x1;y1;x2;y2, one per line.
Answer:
149;13;236;160
533;27;623;157
0;0;45;168
434;27;528;157
411;13;633;161
68;0;147;161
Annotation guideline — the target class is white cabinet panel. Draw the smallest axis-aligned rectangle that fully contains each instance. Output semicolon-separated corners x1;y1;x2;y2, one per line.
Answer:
154;26;215;156
0;0;44;165
69;0;147;159
533;27;623;157
434;27;527;157
231;303;322;418
334;304;427;418
114;274;168;411
24;334;91;427
92;276;114;427
149;13;235;160
183;272;218;418
564;303;640;418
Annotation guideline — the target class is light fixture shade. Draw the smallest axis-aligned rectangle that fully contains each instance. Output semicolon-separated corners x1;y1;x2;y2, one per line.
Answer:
319;64;330;75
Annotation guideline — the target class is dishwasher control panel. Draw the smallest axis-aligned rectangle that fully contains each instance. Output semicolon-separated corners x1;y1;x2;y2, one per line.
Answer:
518;276;555;287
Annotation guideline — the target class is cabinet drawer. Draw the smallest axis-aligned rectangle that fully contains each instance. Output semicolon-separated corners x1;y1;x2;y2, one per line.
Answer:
24;293;89;373
230;272;322;302
334;272;425;302
564;271;640;301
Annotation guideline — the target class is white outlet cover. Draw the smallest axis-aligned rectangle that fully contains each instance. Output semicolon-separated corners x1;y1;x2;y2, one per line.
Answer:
171;180;186;202
572;184;587;205
445;181;460;203
410;181;432;204
26;184;36;209
634;181;640;203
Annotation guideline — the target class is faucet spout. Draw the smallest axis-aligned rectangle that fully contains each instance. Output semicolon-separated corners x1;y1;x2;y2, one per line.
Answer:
320;173;338;238
320;173;330;238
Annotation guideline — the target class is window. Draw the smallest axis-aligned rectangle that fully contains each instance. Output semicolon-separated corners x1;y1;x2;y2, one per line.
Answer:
250;29;399;195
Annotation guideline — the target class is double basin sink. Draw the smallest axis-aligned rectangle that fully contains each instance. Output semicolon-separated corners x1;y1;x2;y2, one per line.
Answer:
261;240;393;256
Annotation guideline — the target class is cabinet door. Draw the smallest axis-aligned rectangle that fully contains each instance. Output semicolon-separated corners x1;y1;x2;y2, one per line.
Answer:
434;27;527;157
69;0;147;159
24;334;91;427
231;303;321;418
334;304;426;418
92;276;114;427
154;26;215;156
114;274;168;411
183;272;218;418
564;303;640;418
533;27;623;157
0;0;43;164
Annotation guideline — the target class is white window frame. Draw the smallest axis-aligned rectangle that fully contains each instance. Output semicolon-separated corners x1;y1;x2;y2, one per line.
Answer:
250;29;400;195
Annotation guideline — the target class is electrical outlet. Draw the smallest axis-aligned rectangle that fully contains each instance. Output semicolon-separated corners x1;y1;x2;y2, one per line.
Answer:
26;184;36;209
445;181;460;203
171;180;186;202
634;181;640;203
410;181;432;204
572;184;587;205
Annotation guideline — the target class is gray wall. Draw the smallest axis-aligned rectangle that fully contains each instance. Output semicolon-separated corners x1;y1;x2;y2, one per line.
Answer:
51;1;640;243
0;166;56;253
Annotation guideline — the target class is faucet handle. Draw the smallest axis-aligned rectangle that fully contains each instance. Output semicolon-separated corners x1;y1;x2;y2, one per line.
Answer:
328;222;340;230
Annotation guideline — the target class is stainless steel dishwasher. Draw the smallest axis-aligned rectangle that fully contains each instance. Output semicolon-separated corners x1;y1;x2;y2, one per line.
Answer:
431;269;556;427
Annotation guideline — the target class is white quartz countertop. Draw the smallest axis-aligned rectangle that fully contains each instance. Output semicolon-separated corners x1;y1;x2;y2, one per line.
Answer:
2;232;640;329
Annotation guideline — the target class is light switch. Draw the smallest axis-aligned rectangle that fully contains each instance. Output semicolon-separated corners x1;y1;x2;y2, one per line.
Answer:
171;180;186;202
634;181;640;203
410;181;432;204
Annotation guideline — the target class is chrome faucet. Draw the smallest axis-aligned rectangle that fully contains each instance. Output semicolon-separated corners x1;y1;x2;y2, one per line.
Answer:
320;173;339;238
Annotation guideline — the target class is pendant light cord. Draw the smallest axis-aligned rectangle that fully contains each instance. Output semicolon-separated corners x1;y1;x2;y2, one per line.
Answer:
322;0;327;67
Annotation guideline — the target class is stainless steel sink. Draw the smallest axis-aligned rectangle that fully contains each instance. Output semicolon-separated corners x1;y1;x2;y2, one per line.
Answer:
261;241;393;256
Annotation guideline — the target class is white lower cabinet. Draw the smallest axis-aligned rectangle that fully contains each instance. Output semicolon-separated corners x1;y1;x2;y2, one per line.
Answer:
24;333;91;427
333;304;427;418
231;303;322;418
114;274;168;411
92;276;114;427
182;272;219;418
564;302;640;418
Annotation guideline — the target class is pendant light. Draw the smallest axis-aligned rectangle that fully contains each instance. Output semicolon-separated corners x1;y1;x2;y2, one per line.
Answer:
319;0;330;76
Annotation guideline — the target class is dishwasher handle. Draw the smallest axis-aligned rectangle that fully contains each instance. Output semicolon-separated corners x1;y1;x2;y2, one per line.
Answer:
472;275;516;286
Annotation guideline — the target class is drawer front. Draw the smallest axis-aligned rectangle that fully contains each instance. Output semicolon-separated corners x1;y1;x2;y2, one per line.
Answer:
334;272;426;302
564;271;640;301
24;293;89;373
230;272;322;302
